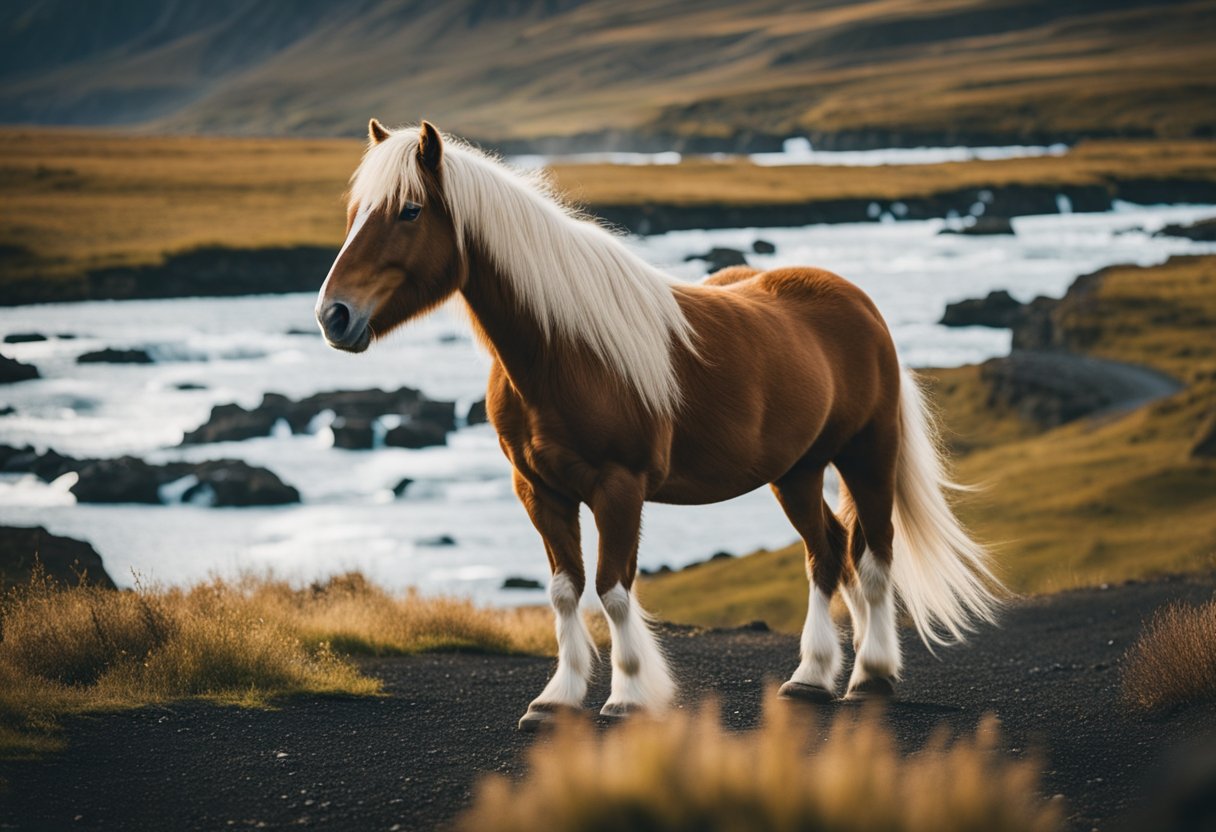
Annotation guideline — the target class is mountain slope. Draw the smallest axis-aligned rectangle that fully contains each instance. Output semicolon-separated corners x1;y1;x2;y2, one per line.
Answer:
1;0;1213;144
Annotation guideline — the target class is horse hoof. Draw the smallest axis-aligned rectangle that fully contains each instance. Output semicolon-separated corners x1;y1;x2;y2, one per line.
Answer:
844;677;896;701
518;703;576;732
778;681;836;704
599;701;642;720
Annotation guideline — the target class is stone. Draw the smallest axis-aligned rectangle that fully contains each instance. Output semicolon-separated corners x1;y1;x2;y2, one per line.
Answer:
939;290;1025;328
502;576;544;590
77;347;153;364
0;352;39;383
752;239;776;254
0;525;116;590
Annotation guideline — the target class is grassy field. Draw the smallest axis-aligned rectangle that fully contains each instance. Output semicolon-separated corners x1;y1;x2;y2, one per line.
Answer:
643;256;1216;632
3;129;1214;292
0;570;601;757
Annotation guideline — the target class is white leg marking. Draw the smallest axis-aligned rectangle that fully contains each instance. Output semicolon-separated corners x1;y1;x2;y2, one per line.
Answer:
847;551;902;693
599;583;675;713
529;572;595;708
840;578;869;653
789;584;842;690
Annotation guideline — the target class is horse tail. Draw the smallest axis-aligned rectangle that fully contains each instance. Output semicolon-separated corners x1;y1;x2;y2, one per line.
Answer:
889;367;1004;647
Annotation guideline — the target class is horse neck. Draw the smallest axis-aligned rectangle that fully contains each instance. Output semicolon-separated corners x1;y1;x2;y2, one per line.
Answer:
458;242;564;400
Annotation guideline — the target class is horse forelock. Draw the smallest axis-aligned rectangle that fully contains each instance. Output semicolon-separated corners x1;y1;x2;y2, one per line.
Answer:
347;124;695;418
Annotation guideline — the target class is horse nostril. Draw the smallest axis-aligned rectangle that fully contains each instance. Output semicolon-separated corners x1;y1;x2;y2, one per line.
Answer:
321;302;352;341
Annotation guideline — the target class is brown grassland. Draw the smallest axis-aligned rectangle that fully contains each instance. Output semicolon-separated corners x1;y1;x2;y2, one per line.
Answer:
2;130;1214;290
458;689;1060;832
1122;597;1216;712
0;571;605;756
643;255;1216;632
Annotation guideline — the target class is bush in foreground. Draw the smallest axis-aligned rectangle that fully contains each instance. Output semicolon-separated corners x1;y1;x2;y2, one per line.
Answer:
1122;597;1216;712
0;570;584;754
458;690;1060;832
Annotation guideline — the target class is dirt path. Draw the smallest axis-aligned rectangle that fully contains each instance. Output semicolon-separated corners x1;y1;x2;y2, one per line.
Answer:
2;573;1214;832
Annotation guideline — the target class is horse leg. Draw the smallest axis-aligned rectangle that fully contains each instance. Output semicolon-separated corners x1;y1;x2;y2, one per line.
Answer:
771;465;849;702
835;428;902;700
836;485;869;652
514;471;597;731
591;467;675;717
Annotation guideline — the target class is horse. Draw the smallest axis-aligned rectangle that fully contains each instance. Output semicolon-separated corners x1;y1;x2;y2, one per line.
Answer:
315;119;1001;730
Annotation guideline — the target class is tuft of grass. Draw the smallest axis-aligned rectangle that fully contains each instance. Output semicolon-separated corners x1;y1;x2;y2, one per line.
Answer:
1122;597;1216;712
0;571;587;756
457;689;1060;832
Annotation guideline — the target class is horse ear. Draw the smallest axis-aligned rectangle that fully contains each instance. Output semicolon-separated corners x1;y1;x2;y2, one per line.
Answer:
418;120;443;171
368;118;390;144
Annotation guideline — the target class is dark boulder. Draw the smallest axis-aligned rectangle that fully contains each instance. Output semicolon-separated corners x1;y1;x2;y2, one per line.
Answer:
684;247;749;273
385;421;448;449
939;217;1015;236
77;348;153;364
173;382;207;391
501;576;543;590
1154;217;1216;242
940;290;1026;328
466;399;488;426
181;403;280;444
391;477;414;497
418;534;457;547
0;525;116;590
1;445;77;480
184;460;300;507
68;456;298;506
0;352;39;383
752;239;776;254
0;405;13;416
331;418;375;450
3;333;47;343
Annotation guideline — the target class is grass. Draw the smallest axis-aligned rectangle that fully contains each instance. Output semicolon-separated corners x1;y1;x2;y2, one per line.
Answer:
2;129;1214;294
457;688;1060;832
1122;597;1216;712
644;256;1216;632
551;140;1216;206
0;570;597;757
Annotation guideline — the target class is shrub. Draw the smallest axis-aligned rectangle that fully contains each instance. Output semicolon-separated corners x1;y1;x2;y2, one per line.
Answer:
457;690;1060;832
1122;597;1216;712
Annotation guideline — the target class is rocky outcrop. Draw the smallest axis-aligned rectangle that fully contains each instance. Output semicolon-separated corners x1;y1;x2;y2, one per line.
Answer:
940;290;1025;328
501;576;543;590
0;352;39;383
752;239;776;254
0;245;336;307
684;247;749;273
77;348;154;364
3;333;47;343
0;525;116;589
1154;217;1216;242
466;399;488;426
182;388;456;449
979;351;1181;428
938;216;1015;235
0;445;299;506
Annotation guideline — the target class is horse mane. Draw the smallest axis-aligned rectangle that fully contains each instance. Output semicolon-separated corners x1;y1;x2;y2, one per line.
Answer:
347;126;696;417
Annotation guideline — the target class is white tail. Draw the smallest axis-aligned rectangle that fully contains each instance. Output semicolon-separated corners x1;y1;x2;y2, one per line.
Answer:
890;368;1004;646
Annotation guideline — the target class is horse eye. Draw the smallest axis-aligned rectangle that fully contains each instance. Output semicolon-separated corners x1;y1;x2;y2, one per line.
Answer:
399;201;422;222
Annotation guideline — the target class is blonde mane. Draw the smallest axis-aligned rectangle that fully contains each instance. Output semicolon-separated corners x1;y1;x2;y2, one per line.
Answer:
347;126;695;417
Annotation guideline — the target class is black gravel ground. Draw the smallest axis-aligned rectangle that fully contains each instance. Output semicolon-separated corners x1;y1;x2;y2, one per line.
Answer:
2;573;1214;832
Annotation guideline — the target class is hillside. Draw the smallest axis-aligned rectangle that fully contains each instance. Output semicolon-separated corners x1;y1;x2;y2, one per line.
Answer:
1;0;1214;146
642;255;1216;632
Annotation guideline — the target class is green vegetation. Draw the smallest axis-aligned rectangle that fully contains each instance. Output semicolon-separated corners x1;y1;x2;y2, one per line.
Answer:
0;571;589;757
1122;597;1216;712
459;689;1059;832
644;256;1216;632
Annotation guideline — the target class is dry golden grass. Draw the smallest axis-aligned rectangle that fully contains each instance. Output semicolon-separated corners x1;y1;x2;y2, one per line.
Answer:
457;689;1060;832
1122;598;1216;712
0;571;595;756
550;140;1216;206
645;256;1216;631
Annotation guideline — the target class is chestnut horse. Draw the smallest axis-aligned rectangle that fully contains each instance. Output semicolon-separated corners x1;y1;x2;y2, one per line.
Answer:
316;120;1001;730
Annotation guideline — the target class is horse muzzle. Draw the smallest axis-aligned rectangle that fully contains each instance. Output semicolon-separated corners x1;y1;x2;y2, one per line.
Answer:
317;300;372;353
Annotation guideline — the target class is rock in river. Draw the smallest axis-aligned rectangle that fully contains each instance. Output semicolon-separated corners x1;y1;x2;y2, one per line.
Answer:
939;290;1026;328
0;352;38;384
0;525;116;589
77;347;154;364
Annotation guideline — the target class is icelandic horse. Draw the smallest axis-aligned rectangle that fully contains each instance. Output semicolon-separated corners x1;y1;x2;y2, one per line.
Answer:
315;120;1001;730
